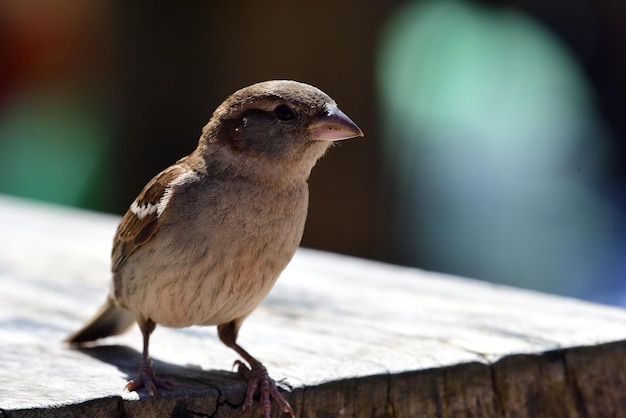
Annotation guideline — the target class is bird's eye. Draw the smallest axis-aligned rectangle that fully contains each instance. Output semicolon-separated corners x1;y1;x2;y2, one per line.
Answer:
274;104;295;121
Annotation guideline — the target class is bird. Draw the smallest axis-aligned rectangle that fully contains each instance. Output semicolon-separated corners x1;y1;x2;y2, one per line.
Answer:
65;80;363;417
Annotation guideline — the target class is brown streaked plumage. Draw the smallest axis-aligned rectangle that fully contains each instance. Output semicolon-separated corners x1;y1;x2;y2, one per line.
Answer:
66;80;363;417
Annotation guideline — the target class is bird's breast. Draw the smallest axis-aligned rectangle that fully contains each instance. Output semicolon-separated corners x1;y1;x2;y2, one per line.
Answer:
114;179;308;328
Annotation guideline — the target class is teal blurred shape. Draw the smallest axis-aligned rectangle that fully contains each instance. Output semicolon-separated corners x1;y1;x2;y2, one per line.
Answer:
378;1;619;300
0;90;112;210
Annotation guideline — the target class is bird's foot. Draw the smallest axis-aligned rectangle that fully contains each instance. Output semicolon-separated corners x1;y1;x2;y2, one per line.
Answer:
234;360;295;418
125;362;174;398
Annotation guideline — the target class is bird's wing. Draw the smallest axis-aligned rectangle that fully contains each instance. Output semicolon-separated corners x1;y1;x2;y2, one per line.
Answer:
112;161;190;272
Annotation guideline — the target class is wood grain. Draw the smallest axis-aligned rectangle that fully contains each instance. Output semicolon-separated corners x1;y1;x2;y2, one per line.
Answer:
1;195;625;417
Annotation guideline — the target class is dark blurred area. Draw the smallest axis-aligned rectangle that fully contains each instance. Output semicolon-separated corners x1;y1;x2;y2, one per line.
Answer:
1;1;625;305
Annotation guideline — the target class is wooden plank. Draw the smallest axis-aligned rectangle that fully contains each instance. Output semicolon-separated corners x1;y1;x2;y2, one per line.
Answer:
1;195;626;417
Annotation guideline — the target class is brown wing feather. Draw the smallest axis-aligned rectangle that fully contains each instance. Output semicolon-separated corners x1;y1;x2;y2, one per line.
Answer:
112;162;189;272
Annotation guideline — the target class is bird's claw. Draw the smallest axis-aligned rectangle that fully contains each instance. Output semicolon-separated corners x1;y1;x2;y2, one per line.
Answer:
234;360;295;418
125;363;174;398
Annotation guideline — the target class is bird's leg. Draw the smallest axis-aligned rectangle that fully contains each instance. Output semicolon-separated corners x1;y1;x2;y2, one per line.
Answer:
218;321;295;418
125;318;173;397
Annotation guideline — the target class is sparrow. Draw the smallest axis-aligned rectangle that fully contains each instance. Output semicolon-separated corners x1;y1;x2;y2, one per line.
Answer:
65;80;363;417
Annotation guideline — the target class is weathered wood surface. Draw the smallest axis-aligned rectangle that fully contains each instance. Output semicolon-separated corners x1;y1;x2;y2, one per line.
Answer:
1;194;626;418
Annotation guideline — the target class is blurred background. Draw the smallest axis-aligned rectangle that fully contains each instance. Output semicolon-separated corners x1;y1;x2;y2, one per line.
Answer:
1;0;624;305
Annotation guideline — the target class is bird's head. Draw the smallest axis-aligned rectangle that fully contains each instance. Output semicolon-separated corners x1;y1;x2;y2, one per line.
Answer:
198;80;363;181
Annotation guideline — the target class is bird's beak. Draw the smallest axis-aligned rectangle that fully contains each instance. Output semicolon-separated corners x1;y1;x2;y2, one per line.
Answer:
308;104;364;141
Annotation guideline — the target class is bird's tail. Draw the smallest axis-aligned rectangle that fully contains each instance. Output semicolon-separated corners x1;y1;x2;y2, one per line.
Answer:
65;296;136;345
